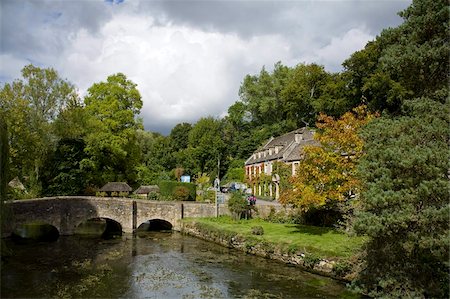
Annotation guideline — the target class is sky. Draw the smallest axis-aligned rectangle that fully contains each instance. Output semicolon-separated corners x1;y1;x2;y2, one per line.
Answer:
1;0;411;135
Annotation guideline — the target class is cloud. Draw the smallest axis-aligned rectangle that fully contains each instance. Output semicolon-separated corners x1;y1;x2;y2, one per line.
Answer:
0;0;411;134
302;28;374;71
58;13;294;133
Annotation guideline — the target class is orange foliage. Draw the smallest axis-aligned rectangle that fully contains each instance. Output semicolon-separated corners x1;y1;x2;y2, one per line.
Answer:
279;105;378;210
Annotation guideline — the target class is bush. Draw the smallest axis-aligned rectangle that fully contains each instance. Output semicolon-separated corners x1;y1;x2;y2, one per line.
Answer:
147;191;160;200
172;186;190;201
159;181;196;201
196;190;215;202
111;191;118;197
96;191;106;197
118;192;128;198
251;226;264;235
228;192;248;220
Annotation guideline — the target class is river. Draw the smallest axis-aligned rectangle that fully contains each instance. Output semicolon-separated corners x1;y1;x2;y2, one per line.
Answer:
1;232;356;298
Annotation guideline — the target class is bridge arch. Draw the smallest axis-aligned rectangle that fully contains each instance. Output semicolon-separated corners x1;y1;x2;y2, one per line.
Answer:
11;221;60;242
137;219;173;232
75;217;123;238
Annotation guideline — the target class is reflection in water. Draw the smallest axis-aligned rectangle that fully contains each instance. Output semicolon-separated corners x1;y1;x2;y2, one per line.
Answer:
1;232;358;298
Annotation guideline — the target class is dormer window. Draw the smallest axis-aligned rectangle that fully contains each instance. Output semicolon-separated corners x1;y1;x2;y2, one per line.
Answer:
269;148;273;155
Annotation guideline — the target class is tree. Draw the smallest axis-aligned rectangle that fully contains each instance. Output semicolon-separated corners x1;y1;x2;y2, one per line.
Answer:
342;0;449;114
82;73;143;186
279;105;377;211
0;65;79;187
187;117;225;176
41;138;87;196
352;98;450;298
169;122;192;152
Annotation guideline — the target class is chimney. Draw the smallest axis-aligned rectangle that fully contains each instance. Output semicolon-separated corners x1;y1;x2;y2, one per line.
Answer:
295;133;303;143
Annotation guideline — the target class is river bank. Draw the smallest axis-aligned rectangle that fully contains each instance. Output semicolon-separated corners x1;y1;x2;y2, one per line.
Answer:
181;217;365;281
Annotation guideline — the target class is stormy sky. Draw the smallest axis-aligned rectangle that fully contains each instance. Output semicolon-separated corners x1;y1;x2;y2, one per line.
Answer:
0;0;410;134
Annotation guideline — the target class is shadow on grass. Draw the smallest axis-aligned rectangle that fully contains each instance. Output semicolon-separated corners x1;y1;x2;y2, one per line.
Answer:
285;224;337;236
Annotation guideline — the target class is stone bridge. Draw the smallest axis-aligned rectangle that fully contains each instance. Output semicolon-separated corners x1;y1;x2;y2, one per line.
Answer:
2;196;222;237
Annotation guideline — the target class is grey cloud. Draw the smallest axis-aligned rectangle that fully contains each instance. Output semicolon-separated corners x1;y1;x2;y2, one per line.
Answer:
137;1;409;45
1;0;112;68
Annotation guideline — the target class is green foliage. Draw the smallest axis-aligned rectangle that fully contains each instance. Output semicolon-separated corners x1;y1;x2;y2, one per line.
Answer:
41;138;87;196
187;117;225;175
343;0;449;114
0;117;8;203
353;98;450;298
0;64;79;185
227;192;248;220
82;73;143;187
159;181;196;201
172;186;190;201
264;207;302;224
147;191;160;201
96;191;107;197
222;159;245;183
303;253;321;269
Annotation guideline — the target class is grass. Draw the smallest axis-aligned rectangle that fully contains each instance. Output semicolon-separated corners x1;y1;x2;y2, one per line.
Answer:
184;216;366;260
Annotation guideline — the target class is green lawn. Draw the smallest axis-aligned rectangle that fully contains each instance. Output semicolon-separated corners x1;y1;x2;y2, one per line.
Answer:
184;216;366;260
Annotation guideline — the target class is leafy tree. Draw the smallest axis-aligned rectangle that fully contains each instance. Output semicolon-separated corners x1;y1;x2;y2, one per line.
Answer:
41;138;87;196
279;106;377;210
169;122;192;152
82;73;143;186
352;98;450;298
343;0;449;113
187;117;225;176
0;65;78;186
222;159;245;183
281;63;330;126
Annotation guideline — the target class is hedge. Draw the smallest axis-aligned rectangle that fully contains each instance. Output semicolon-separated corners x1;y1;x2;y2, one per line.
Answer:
159;181;196;201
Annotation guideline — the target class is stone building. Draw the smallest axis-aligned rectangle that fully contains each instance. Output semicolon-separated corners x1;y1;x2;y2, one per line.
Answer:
244;127;317;200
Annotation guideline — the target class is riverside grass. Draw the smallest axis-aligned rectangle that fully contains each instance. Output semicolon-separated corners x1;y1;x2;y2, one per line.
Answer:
184;216;365;260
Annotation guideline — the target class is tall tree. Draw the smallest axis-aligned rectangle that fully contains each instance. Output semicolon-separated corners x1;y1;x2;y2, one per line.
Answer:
82;73;143;186
0;65;78;185
187;117;225;176
353;98;450;298
343;0;449;113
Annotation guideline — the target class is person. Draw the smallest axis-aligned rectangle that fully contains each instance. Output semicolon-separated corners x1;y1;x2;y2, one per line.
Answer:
248;194;256;206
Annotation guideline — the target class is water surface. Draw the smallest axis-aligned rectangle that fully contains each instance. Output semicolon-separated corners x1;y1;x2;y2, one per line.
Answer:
1;232;356;298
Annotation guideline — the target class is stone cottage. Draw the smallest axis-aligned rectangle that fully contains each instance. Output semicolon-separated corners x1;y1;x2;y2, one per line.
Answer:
245;127;317;200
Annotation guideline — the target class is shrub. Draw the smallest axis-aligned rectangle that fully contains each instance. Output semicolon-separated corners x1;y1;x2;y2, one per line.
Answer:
303;253;321;269
96;191;106;197
172;186;190;201
159;181;196;201
251;226;264;235
118;192;128;198
228;192;248;220
147;191;160;200
111;191;119;197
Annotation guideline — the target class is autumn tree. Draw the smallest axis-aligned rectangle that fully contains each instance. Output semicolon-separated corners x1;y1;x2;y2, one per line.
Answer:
279;105;377;211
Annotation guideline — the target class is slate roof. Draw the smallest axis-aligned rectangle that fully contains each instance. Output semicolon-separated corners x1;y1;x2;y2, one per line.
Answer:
100;182;132;192
245;127;318;165
134;185;160;194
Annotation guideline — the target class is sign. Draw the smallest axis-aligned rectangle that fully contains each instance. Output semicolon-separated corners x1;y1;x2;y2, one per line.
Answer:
216;194;225;204
180;175;191;183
